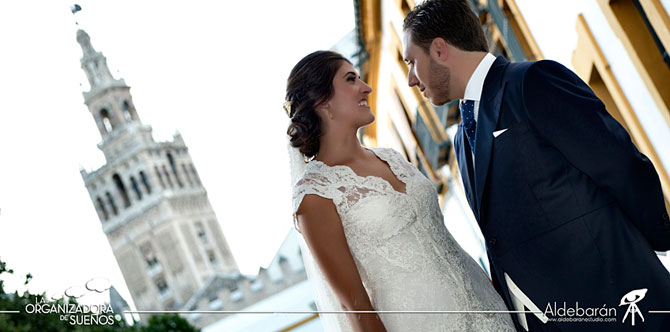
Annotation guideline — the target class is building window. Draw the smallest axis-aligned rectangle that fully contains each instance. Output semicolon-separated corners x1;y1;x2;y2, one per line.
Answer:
596;0;670;113
195;222;209;244
166;153;183;188
182;164;194;186
96;197;108;221
130;176;142;201
139;171;152;194
112;173;131;208
100;108;113;133
122;108;132;122
229;284;242;302
122;100;135;122
140;243;160;268
189;164;201;186
207;250;217;265
492;37;510;59
154;275;169;294
633;0;670;69
162;165;174;188
154;166;165;189
250;279;263;292
105;192;118;216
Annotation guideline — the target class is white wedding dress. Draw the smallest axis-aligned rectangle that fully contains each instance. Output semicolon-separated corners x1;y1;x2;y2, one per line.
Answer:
292;147;516;332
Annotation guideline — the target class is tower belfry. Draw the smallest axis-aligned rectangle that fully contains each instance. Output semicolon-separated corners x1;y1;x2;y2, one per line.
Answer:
76;29;147;162
77;29;239;312
78;29;122;94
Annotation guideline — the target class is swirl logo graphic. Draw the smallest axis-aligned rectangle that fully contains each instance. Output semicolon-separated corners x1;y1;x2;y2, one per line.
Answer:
85;278;112;293
64;286;87;299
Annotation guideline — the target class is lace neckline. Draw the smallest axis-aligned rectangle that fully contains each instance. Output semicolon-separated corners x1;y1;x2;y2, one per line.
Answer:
308;147;408;196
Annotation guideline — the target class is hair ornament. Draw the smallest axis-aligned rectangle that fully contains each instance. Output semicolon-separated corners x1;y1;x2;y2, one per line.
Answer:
283;100;293;117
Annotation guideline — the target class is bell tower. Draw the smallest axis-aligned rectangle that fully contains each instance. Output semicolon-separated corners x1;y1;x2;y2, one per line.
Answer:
77;29;239;312
77;29;150;162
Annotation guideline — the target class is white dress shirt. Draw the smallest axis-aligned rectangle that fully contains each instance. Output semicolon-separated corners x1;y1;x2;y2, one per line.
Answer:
460;53;496;165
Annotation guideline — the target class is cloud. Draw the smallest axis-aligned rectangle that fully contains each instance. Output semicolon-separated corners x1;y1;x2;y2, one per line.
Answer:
64;286;87;298
85;277;112;293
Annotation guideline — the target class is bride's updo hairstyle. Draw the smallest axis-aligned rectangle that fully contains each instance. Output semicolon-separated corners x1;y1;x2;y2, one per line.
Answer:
285;50;350;159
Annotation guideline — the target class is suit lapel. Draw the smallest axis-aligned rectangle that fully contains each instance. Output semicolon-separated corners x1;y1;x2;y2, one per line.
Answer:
474;56;509;219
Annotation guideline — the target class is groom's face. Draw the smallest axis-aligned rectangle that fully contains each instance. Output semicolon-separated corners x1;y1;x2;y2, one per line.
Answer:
403;31;452;106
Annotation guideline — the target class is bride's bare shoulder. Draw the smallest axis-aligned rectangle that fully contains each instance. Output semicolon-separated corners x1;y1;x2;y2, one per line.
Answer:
296;192;336;216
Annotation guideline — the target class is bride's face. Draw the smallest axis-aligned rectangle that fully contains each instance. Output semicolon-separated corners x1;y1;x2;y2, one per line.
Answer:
324;61;374;129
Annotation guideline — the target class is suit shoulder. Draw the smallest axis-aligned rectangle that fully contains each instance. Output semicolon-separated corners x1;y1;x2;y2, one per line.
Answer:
504;59;569;79
500;59;533;78
522;60;590;94
531;59;571;70
522;60;577;82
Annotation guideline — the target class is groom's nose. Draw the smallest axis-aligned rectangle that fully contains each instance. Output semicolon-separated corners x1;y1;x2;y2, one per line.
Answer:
408;69;419;87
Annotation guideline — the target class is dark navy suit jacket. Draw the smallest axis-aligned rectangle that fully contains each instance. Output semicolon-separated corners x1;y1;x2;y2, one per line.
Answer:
454;56;670;331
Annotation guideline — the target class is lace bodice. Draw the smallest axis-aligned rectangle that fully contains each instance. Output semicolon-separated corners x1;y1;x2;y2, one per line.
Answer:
292;147;515;332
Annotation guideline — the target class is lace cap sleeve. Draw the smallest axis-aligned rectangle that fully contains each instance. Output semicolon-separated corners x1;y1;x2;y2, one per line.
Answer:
291;166;340;231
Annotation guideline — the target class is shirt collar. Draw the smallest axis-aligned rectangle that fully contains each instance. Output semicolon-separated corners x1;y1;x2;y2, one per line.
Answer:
462;53;496;102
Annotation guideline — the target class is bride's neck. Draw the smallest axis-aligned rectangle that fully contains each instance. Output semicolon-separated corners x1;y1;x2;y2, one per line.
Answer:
315;130;366;166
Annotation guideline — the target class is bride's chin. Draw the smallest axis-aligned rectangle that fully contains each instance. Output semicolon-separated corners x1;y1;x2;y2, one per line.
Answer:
360;114;375;127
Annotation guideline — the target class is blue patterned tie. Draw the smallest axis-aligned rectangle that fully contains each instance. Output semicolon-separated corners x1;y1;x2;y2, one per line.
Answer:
460;99;477;153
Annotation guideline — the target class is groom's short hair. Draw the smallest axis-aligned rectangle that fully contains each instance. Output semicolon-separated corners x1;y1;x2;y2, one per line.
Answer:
403;0;488;53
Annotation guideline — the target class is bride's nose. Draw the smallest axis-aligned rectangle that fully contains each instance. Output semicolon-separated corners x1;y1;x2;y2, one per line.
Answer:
361;81;372;95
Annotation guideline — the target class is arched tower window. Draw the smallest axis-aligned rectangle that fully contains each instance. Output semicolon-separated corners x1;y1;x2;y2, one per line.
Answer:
162;165;174;188
106;192;118;216
195;222;208;244
139;171;152;194
130;176;142;201
166;153;183;188
122;100;135;122
189;164;201;186
139;243;160;268
100;108;114;133
207;250;218;265
112;173;131;208
154;275;169;295
154;166;166;189
182;164;194;186
96;197;109;221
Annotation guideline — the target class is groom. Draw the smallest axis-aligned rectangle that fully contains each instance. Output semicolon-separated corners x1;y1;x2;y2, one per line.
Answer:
402;0;670;331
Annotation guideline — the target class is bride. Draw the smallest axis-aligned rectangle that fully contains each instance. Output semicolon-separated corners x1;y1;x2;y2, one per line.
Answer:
286;50;516;332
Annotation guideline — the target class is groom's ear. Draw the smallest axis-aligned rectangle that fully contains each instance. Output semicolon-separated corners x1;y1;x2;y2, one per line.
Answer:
430;37;449;63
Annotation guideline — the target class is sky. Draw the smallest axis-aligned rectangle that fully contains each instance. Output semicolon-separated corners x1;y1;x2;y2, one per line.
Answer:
0;0;668;313
0;0;356;308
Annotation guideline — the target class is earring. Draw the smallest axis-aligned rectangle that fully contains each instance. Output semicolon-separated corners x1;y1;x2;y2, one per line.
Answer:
322;104;333;119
